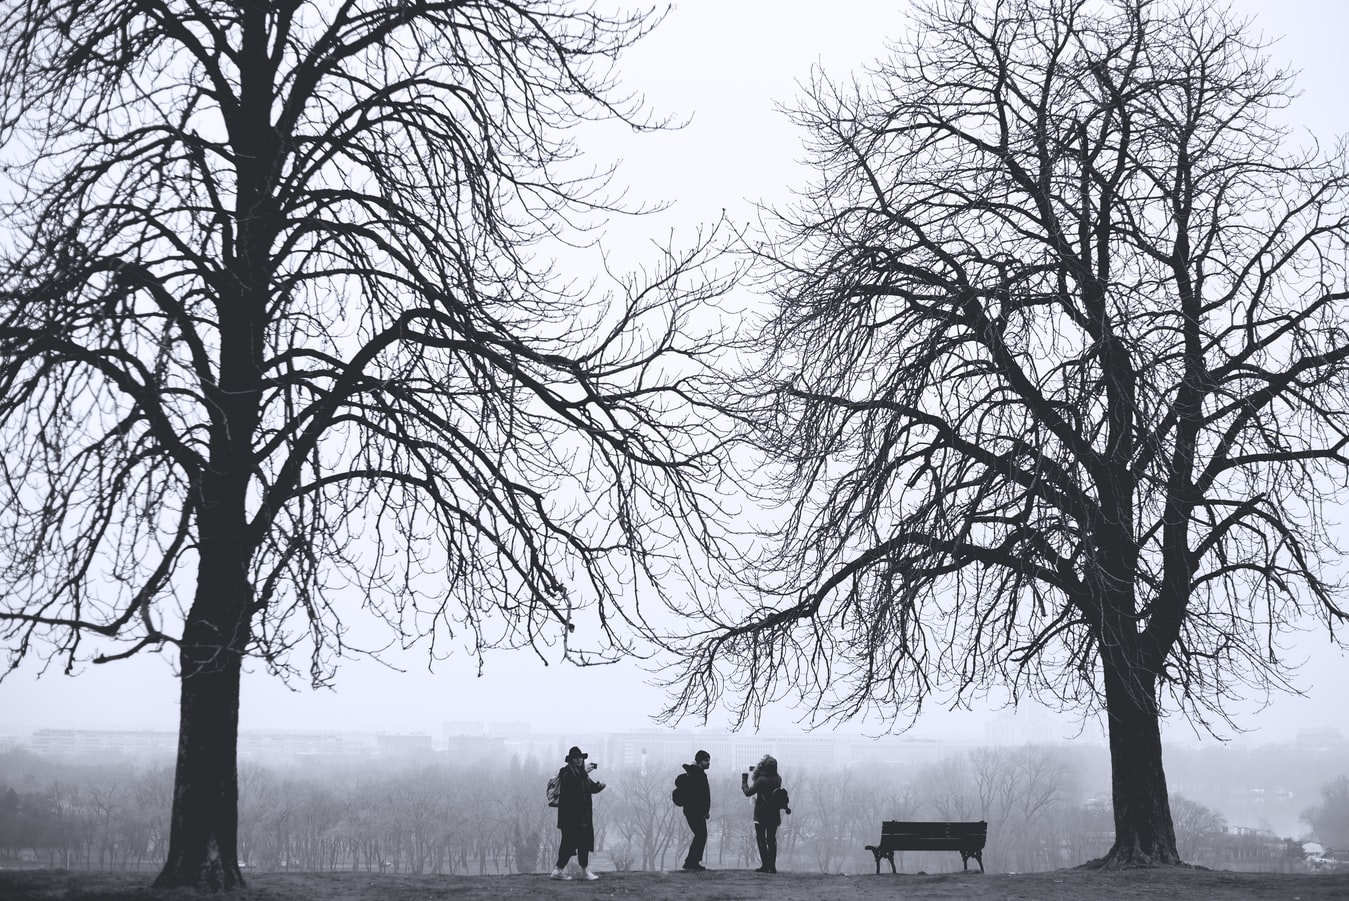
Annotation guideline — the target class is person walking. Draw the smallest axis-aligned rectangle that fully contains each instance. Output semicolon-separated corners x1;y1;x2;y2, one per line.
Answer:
679;750;712;871
740;753;782;874
551;745;606;881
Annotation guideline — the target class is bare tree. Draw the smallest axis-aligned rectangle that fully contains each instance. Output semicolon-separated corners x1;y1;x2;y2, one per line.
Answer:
1302;775;1349;851
1005;747;1078;872
966;745;1077;872
665;0;1349;867
797;769;849;873
608;763;683;871
915;757;980;823
1168;794;1224;863
0;0;739;890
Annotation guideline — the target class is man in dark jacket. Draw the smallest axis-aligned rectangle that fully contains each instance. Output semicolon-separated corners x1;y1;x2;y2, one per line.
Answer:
552;745;606;881
679;750;712;871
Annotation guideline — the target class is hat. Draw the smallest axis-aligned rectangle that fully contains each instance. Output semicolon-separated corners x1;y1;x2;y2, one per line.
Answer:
567;746;587;760
694;749;710;762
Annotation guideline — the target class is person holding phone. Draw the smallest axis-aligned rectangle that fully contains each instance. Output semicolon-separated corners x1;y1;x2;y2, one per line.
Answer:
740;754;782;873
551;745;606;881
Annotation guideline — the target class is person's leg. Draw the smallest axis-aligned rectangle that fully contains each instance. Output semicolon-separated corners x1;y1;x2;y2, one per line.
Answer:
553;828;575;878
556;829;572;869
754;821;769;872
578;824;598;880
578;847;598;880
765;822;778;873
684;812;707;867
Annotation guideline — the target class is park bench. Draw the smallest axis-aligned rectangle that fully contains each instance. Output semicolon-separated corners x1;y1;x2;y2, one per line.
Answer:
863;820;987;874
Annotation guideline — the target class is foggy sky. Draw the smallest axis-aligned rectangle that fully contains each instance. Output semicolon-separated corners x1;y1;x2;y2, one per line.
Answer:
3;0;1348;747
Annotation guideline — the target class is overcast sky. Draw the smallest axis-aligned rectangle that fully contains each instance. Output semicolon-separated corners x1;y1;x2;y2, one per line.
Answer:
3;1;1348;746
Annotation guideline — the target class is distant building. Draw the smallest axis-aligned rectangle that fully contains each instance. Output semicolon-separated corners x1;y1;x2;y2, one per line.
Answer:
443;720;530;741
602;731;740;772
374;732;435;758
29;728;176;761
1294;727;1346;751
842;736;946;768
443;733;509;762
985;708;1058;745
239;730;361;761
595;729;840;773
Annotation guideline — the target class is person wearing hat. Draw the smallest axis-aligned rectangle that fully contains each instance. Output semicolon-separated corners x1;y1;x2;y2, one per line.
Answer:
551;745;606;881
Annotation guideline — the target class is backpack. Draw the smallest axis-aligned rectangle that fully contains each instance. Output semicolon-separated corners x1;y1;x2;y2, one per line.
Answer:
771;785;791;814
546;772;562;808
671;771;689;807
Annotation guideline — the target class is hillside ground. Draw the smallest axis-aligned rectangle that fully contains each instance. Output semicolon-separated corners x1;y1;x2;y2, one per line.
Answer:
3;865;1348;901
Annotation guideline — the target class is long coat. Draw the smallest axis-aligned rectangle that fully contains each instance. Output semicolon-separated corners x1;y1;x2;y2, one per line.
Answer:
555;764;605;850
743;770;782;827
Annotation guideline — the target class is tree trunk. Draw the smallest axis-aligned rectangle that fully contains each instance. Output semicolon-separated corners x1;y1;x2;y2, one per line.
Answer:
1090;660;1181;867
153;572;249;890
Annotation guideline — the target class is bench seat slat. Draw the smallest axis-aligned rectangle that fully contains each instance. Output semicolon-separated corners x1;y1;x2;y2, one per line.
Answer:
879;837;979;851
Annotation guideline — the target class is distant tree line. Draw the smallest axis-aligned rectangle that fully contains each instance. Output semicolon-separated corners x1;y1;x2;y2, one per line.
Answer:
0;759;172;871
6;745;1338;876
1303;776;1349;852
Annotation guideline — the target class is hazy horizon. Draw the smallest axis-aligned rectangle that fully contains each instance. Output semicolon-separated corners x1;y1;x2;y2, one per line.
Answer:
4;636;1347;748
4;0;1349;754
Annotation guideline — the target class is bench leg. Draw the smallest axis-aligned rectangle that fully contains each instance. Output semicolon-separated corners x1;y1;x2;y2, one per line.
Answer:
865;847;880;875
960;850;984;873
865;846;896;875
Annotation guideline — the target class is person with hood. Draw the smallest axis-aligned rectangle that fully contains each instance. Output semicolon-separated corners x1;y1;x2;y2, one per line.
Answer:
678;750;712;871
740;753;782;874
551;745;606;881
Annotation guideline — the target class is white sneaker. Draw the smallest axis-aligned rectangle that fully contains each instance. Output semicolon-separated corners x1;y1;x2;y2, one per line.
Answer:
580;868;599;881
550;867;572;880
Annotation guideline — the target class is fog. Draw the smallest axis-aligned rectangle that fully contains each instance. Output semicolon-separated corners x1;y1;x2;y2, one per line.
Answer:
2;0;1349;814
3;722;1345;875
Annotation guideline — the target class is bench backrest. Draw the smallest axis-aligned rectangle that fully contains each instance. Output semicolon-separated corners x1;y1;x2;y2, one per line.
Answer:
879;820;987;851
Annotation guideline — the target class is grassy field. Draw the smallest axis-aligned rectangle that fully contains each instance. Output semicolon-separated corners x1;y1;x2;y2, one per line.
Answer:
3;866;1349;900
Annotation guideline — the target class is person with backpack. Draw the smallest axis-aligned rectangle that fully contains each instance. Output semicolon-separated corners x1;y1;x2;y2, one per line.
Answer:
551;745;606;881
740;753;786;874
674;750;712;871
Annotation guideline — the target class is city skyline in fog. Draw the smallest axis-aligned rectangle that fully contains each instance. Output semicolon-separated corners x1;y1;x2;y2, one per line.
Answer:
4;0;1349;750
5;630;1347;746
